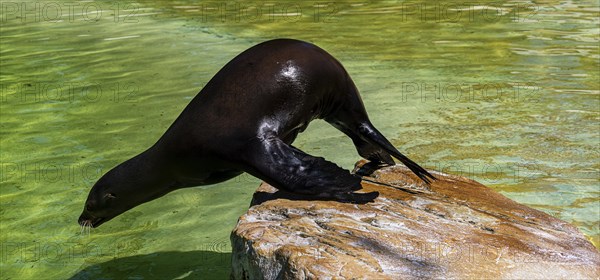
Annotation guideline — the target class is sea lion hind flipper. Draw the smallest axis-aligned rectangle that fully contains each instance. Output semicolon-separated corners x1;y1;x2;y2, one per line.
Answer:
327;116;432;182
354;138;395;165
358;123;436;184
327;120;394;165
245;137;378;203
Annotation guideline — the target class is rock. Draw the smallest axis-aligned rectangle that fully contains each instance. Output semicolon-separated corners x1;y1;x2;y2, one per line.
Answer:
230;161;600;279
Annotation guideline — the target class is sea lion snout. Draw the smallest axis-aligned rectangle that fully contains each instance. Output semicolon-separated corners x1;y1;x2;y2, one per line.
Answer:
78;211;105;228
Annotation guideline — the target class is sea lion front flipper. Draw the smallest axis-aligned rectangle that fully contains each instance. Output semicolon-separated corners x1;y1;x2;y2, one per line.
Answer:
243;136;378;203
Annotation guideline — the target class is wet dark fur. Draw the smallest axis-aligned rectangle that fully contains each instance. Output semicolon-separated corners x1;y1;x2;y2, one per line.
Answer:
78;39;435;228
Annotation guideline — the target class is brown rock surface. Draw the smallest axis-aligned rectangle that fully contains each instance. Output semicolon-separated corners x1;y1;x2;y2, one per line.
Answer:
231;161;600;279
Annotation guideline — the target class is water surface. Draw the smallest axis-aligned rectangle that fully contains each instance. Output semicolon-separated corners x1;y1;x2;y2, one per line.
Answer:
1;1;598;279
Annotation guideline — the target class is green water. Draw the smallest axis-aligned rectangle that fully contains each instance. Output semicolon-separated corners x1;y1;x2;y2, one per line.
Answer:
1;0;598;279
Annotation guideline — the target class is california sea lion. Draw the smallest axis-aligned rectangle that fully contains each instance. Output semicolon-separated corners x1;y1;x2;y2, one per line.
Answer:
78;39;435;228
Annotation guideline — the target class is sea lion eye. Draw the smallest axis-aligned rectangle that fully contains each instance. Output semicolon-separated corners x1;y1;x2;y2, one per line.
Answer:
104;193;116;199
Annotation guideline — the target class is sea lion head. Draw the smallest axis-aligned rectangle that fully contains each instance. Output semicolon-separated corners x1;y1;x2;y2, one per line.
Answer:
78;162;164;228
78;151;175;228
78;176;130;228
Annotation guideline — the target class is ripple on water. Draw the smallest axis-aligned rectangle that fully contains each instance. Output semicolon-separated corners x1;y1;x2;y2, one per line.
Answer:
1;0;599;278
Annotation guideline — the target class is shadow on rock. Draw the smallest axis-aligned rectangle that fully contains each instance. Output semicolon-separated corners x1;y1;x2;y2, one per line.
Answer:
68;250;231;280
250;161;387;207
251;189;379;206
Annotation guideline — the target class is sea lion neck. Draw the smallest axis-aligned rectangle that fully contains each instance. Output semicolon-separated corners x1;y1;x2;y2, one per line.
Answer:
107;148;178;198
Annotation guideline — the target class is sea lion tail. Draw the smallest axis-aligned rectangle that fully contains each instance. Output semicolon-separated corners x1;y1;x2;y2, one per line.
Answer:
358;123;436;184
